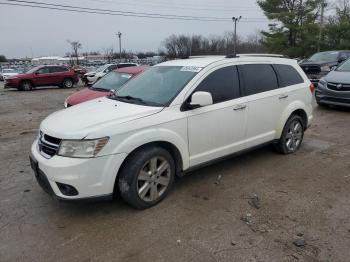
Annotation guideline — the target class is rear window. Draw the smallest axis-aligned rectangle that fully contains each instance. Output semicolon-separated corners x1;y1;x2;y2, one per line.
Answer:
238;64;278;96
273;64;304;87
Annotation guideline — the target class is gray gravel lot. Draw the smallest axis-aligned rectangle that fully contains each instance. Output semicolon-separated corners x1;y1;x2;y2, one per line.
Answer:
0;82;349;262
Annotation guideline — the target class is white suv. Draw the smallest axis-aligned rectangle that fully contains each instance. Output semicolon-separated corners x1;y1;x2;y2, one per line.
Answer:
30;56;314;209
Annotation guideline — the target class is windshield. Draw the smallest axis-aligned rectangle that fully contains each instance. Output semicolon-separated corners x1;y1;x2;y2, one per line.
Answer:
307;51;339;62
336;59;350;72
112;66;199;106
91;72;133;91
95;64;111;73
26;66;41;73
3;69;16;73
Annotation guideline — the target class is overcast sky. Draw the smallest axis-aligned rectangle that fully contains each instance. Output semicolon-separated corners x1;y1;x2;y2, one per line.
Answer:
0;0;271;58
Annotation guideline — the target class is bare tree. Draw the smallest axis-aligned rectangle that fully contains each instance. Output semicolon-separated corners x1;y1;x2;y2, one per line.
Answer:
103;47;114;63
67;40;82;65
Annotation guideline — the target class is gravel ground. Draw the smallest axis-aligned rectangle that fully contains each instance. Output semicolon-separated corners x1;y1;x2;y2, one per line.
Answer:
0;82;349;262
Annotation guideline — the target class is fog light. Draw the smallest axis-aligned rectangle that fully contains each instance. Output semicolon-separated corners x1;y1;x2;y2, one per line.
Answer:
56;182;79;196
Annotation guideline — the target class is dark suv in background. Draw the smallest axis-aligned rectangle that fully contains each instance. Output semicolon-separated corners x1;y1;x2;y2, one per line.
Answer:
4;65;79;91
299;50;350;85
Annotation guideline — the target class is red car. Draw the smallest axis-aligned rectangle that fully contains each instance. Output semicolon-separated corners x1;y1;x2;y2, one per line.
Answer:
4;65;79;91
64;65;148;107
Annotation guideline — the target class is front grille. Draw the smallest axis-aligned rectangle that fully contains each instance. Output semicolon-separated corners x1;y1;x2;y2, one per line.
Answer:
301;65;321;74
38;131;61;158
327;82;350;92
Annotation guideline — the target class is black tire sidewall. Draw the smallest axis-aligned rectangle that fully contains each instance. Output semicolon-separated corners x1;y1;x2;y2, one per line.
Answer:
63;78;73;88
278;115;304;154
118;146;175;209
20;81;32;91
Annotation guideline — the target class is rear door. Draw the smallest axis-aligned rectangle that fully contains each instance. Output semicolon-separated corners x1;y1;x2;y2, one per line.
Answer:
49;67;65;84
186;65;248;166
238;64;281;148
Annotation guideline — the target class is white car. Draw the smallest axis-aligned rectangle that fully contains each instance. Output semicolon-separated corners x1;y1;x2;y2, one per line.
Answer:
83;63;138;85
30;55;314;209
0;68;19;81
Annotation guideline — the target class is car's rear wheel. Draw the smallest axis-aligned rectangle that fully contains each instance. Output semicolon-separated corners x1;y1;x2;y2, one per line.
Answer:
62;78;73;88
118;146;175;209
275;115;304;154
19;80;32;91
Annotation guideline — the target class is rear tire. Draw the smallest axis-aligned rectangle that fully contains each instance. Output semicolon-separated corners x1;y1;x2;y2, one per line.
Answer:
62;78;73;88
118;146;175;209
19;80;32;91
275;115;304;154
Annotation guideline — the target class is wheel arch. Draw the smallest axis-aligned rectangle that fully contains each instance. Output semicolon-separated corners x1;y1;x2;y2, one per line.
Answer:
276;101;309;139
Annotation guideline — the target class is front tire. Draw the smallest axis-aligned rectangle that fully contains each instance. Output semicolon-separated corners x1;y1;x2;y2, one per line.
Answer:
19;80;32;91
118;146;175;209
275;115;304;154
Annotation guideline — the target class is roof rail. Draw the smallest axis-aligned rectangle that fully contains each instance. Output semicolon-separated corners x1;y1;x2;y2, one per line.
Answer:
225;54;239;58
237;53;290;58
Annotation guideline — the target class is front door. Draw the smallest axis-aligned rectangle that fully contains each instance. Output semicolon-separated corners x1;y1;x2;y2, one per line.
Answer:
186;66;248;166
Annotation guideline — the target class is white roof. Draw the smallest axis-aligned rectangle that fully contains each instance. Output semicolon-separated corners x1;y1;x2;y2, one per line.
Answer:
157;55;297;68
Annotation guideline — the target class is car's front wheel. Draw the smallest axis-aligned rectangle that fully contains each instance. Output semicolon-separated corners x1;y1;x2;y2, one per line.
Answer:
275;114;304;154
19;80;32;91
118;146;175;209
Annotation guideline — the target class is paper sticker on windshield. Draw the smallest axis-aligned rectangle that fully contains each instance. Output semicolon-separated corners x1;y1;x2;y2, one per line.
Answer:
181;66;202;72
121;74;132;79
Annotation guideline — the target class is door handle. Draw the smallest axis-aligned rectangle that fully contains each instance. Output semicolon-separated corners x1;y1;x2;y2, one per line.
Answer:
279;94;288;100
233;104;247;111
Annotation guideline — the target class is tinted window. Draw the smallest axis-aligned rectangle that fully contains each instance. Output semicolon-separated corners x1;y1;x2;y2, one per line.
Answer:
118;64;136;68
195;66;240;104
37;67;50;74
50;67;68;73
273;64;304;87
238;64;278;96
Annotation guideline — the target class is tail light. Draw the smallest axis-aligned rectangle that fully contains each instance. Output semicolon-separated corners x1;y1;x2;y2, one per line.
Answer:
309;83;315;93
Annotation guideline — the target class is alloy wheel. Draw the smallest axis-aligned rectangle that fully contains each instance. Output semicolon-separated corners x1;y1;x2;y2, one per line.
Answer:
137;156;171;202
285;120;303;151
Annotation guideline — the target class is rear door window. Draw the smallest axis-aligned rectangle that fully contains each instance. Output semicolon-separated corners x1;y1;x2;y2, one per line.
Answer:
273;64;304;87
194;66;240;104
238;64;278;96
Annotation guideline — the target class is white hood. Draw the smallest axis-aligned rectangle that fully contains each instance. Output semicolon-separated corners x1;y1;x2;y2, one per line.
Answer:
40;97;163;139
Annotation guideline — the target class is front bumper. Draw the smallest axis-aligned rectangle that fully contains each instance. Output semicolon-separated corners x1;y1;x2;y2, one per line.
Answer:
4;80;19;89
30;140;127;200
315;83;350;107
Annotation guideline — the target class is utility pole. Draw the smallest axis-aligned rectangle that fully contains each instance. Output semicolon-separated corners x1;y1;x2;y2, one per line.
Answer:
232;16;242;55
116;32;122;61
317;1;327;52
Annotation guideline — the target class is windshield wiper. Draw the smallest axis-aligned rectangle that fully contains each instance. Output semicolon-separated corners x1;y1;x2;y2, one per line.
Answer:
90;86;109;92
115;95;146;104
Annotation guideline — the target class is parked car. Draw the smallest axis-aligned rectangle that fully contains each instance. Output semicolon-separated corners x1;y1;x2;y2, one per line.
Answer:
299;50;350;85
65;65;148;107
4;65;79;91
82;63;138;85
0;68;19;81
30;55;313;209
315;58;350;107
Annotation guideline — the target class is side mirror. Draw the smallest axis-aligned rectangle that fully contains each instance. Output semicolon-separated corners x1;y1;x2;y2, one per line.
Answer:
189;91;213;109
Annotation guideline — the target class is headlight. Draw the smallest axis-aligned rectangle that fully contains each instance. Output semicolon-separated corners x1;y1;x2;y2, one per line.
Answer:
319;78;327;86
58;137;109;158
321;65;331;72
64;97;69;108
5;76;18;80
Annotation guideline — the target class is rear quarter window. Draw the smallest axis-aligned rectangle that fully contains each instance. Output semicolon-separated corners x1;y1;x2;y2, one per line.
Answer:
273;64;304;87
